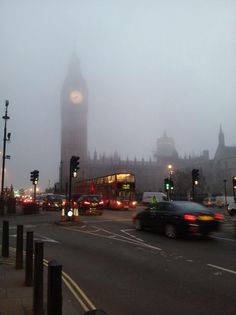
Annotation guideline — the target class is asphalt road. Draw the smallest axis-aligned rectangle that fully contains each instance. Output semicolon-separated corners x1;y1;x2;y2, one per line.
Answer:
2;208;236;315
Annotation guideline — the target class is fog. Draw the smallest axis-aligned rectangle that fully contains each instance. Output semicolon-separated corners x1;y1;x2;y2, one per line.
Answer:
0;0;235;191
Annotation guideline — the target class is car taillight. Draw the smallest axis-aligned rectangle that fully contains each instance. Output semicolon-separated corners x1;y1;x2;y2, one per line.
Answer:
84;201;90;205
99;200;104;205
184;214;197;221
214;213;224;220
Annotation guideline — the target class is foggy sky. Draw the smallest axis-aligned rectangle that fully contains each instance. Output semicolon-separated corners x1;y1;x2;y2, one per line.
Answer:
0;0;235;191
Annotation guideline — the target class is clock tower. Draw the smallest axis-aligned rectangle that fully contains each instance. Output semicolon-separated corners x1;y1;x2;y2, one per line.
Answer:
60;53;88;191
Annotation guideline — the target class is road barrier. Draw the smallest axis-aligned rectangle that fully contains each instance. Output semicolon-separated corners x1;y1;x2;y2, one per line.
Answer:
2;221;108;315
47;260;62;315
33;241;44;315
25;231;34;286
1;220;9;257
15;224;24;269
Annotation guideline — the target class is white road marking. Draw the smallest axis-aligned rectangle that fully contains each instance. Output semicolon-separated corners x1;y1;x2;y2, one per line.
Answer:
0;224;36;230
207;264;236;275
121;228;145;242
10;233;59;243
211;235;235;242
82;219;131;223
61;226;162;250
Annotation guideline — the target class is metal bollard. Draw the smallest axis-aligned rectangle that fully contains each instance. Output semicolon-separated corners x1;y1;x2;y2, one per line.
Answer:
33;241;44;315
47;260;62;315
2;220;9;257
15;225;24;269
25;231;34;286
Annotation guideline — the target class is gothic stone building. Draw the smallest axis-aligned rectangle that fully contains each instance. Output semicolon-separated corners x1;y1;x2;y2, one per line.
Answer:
59;56;236;197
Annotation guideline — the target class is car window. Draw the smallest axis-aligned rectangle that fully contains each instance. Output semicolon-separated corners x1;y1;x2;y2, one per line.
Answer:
158;203;173;211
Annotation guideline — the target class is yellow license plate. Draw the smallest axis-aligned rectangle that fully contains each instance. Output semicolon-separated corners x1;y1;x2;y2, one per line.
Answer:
198;215;213;221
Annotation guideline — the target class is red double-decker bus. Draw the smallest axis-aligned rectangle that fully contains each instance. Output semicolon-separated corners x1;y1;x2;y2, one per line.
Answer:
74;172;137;210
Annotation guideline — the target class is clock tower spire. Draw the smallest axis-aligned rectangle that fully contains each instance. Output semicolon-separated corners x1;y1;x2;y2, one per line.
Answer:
60;53;88;191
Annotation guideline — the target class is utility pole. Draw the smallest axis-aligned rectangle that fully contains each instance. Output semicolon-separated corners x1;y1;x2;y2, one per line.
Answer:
1;100;10;197
223;179;228;211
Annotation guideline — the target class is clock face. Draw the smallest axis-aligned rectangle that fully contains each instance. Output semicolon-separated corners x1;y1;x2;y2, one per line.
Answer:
69;90;83;104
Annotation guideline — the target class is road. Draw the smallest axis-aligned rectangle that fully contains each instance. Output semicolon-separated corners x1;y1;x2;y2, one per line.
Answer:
2;207;236;315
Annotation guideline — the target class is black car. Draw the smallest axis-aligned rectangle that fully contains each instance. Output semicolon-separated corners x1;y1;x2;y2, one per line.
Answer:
132;201;224;238
77;194;104;215
42;194;66;211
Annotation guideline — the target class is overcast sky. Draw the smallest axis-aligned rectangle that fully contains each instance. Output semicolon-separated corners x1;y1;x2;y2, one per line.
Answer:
0;0;235;191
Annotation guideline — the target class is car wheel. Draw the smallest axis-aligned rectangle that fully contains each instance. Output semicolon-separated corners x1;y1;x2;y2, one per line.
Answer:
165;224;177;239
230;209;236;216
134;219;142;231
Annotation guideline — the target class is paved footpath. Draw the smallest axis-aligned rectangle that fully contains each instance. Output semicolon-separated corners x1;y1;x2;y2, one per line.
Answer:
0;253;84;315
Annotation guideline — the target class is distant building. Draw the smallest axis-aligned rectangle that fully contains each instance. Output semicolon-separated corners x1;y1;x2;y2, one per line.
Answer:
154;131;178;163
212;125;236;194
59;54;236;197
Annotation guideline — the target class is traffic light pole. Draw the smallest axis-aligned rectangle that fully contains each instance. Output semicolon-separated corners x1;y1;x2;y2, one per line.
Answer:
33;183;36;203
223;179;228;210
192;180;195;201
233;176;236;203
68;162;72;207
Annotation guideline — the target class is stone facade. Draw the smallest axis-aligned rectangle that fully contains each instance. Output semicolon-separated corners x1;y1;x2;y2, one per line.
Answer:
59;56;236;197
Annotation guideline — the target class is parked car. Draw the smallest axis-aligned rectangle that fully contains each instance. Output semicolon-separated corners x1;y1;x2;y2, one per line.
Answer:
228;202;236;217
77;194;104;215
132;201;224;239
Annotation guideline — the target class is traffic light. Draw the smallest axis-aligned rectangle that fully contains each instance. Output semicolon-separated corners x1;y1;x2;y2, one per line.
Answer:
70;156;80;177
192;169;200;185
170;179;174;190
232;176;236;189
164;178;170;190
30;170;39;185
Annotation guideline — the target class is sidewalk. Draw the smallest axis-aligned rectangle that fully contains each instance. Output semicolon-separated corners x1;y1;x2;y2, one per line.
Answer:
0;253;84;315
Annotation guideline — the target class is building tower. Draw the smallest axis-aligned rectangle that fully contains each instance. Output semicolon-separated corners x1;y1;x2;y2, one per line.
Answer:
60;53;88;191
218;124;225;148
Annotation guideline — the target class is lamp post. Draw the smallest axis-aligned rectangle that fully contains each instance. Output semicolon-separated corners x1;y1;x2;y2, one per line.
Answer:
167;164;173;201
223;179;228;214
1;100;10;198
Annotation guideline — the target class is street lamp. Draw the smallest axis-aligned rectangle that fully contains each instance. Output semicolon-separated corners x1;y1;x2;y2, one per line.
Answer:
223;179;228;213
167;164;173;200
1;100;10;198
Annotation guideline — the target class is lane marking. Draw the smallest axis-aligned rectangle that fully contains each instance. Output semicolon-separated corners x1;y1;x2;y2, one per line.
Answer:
207;264;236;275
82;219;131;223
121;229;144;242
43;258;97;312
211;236;235;242
9;233;59;243
8;246;97;313
61;226;162;251
0;224;36;230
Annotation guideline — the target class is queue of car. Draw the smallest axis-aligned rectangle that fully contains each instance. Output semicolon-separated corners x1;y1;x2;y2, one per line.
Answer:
19;191;234;240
